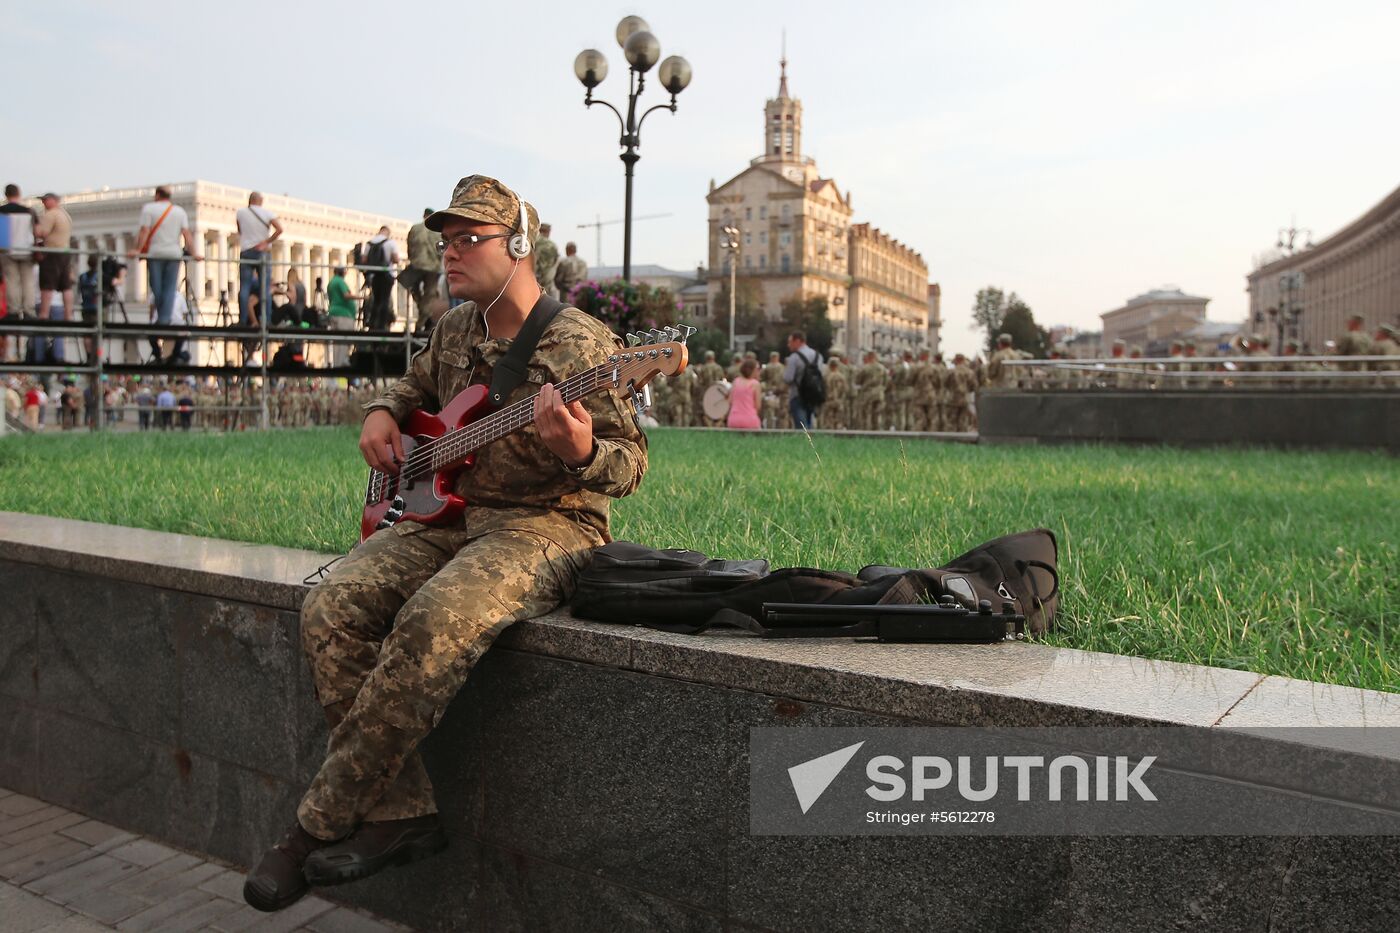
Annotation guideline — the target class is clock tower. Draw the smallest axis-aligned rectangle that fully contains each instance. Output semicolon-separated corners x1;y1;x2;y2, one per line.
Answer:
764;56;803;165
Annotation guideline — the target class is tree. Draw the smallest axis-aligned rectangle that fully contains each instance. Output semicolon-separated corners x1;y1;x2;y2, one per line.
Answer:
972;286;1044;355
999;298;1049;358
779;295;833;359
712;277;766;343
971;286;1007;352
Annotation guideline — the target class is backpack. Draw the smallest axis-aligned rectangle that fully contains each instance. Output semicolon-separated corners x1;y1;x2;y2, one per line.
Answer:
796;347;826;407
571;528;1059;637
358;239;387;271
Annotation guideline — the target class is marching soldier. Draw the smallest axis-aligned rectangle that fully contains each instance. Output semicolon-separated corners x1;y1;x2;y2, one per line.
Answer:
1335;314;1371;372
671;365;697;426
854;350;887;431
892;350;916;430
648;372;672;425
911;350;939;431
1372;323;1398;387
987;333;1020;389
760;350;785;428
946;354;977;432
823;354;851;430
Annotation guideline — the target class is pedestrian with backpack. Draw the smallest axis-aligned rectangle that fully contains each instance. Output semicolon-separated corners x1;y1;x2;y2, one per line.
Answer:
358;225;400;331
782;329;825;430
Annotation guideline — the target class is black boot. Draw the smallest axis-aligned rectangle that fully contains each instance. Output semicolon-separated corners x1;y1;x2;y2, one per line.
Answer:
243;821;337;912
302;814;447;886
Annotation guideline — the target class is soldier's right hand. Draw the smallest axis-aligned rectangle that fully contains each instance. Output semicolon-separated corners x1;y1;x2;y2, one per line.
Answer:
360;409;404;474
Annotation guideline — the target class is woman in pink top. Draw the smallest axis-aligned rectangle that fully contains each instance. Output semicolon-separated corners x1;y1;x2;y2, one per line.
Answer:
727;358;762;430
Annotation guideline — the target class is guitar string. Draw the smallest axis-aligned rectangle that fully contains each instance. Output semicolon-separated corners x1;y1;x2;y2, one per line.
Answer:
399;366;599;478
372;345;678;501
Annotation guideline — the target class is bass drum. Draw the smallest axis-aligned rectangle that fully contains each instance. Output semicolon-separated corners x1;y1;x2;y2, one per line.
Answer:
702;380;732;421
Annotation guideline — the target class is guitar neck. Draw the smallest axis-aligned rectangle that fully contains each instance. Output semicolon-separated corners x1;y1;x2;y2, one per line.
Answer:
415;363;608;476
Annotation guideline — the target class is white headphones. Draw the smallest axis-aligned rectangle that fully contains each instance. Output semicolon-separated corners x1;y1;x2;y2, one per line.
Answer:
506;194;532;260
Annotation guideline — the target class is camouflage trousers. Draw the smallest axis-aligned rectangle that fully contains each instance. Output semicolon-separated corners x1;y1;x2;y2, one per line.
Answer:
912;401;938;433
296;520;591;840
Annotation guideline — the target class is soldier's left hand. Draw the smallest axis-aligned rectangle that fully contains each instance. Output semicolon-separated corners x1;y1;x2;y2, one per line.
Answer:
534;382;594;468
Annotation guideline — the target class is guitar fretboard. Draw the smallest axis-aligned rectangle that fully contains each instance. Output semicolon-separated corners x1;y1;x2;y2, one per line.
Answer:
399;363;608;482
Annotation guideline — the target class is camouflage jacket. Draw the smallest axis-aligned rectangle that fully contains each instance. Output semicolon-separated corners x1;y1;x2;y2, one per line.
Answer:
364;302;648;545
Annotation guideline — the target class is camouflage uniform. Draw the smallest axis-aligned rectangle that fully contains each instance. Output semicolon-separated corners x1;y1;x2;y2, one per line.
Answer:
823;358;851;430
1372;326;1399;388
854;356;886;431
892;356;916;430
648;372;672;425
987;336;1019;389
946;358;977;432
554;253;587;303
405;221;443;320
911;356;939;431
296;190;647;841
670;367;697;426
760;355;785;428
533;232;560;299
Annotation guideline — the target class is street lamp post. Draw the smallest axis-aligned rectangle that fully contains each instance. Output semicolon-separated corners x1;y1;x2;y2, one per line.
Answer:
721;224;739;353
575;16;692;283
1272;223;1312;350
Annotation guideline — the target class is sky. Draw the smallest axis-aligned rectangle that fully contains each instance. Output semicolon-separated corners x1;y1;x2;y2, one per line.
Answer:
6;0;1398;357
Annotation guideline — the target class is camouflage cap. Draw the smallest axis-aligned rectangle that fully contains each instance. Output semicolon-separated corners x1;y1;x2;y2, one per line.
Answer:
997;333;1012;344
1379;323;1398;338
425;175;539;242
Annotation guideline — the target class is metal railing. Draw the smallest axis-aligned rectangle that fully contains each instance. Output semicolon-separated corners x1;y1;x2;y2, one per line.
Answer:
994;355;1400;389
1;246;431;431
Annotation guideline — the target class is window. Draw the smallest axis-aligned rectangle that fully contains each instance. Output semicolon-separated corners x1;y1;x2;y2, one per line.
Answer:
745;207;752;221
760;256;767;269
759;206;767;220
745;232;752;246
759;232;767;245
781;254;791;273
745;255;753;268
781;203;791;220
780;232;791;247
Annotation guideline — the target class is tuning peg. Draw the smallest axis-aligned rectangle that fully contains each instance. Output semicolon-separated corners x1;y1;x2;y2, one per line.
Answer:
648;329;665;344
678;324;697;343
663;325;681;342
625;333;641;347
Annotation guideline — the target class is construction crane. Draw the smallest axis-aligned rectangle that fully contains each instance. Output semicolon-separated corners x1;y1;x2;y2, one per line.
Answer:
577;213;672;268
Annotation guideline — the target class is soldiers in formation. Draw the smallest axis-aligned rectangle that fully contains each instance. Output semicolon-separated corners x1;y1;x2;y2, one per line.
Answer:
645;345;988;432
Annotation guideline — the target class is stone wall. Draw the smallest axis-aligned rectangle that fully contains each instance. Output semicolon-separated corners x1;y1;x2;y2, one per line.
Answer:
1;513;1398;931
978;391;1400;451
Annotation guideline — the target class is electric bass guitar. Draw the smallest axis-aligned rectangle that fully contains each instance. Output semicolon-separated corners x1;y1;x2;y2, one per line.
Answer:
361;326;691;541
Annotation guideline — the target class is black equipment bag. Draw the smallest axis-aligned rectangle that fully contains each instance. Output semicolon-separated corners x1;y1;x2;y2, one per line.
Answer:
571;528;1059;637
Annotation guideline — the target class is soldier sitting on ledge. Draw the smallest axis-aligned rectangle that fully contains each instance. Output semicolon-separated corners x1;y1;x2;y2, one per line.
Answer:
243;176;648;912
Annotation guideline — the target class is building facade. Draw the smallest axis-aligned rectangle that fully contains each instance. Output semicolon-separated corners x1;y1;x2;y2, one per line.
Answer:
1100;287;1211;353
54;180;414;317
705;59;936;356
847;223;928;354
1246;183;1400;352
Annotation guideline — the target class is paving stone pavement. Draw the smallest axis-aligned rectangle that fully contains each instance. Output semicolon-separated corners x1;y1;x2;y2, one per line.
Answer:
0;788;413;933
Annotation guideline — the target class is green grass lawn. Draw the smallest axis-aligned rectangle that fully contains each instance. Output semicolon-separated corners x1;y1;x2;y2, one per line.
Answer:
1;427;1395;692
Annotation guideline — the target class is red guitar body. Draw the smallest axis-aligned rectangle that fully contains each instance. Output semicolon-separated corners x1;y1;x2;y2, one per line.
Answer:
360;384;492;541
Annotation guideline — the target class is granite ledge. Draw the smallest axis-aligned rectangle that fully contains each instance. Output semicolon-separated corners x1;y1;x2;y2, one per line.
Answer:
4;512;1396;730
0;511;329;612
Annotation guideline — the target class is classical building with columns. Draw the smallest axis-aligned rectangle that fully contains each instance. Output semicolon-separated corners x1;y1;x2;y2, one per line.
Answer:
1246;183;1400;352
55;179;414;320
705;59;937;356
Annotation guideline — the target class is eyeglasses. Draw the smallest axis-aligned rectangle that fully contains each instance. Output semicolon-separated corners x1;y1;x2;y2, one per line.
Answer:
435;232;510;256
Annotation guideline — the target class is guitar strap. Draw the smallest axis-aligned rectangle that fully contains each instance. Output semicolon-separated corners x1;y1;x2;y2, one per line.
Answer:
485;292;568;410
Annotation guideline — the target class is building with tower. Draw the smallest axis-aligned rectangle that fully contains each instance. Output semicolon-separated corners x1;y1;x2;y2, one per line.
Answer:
705;56;935;356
